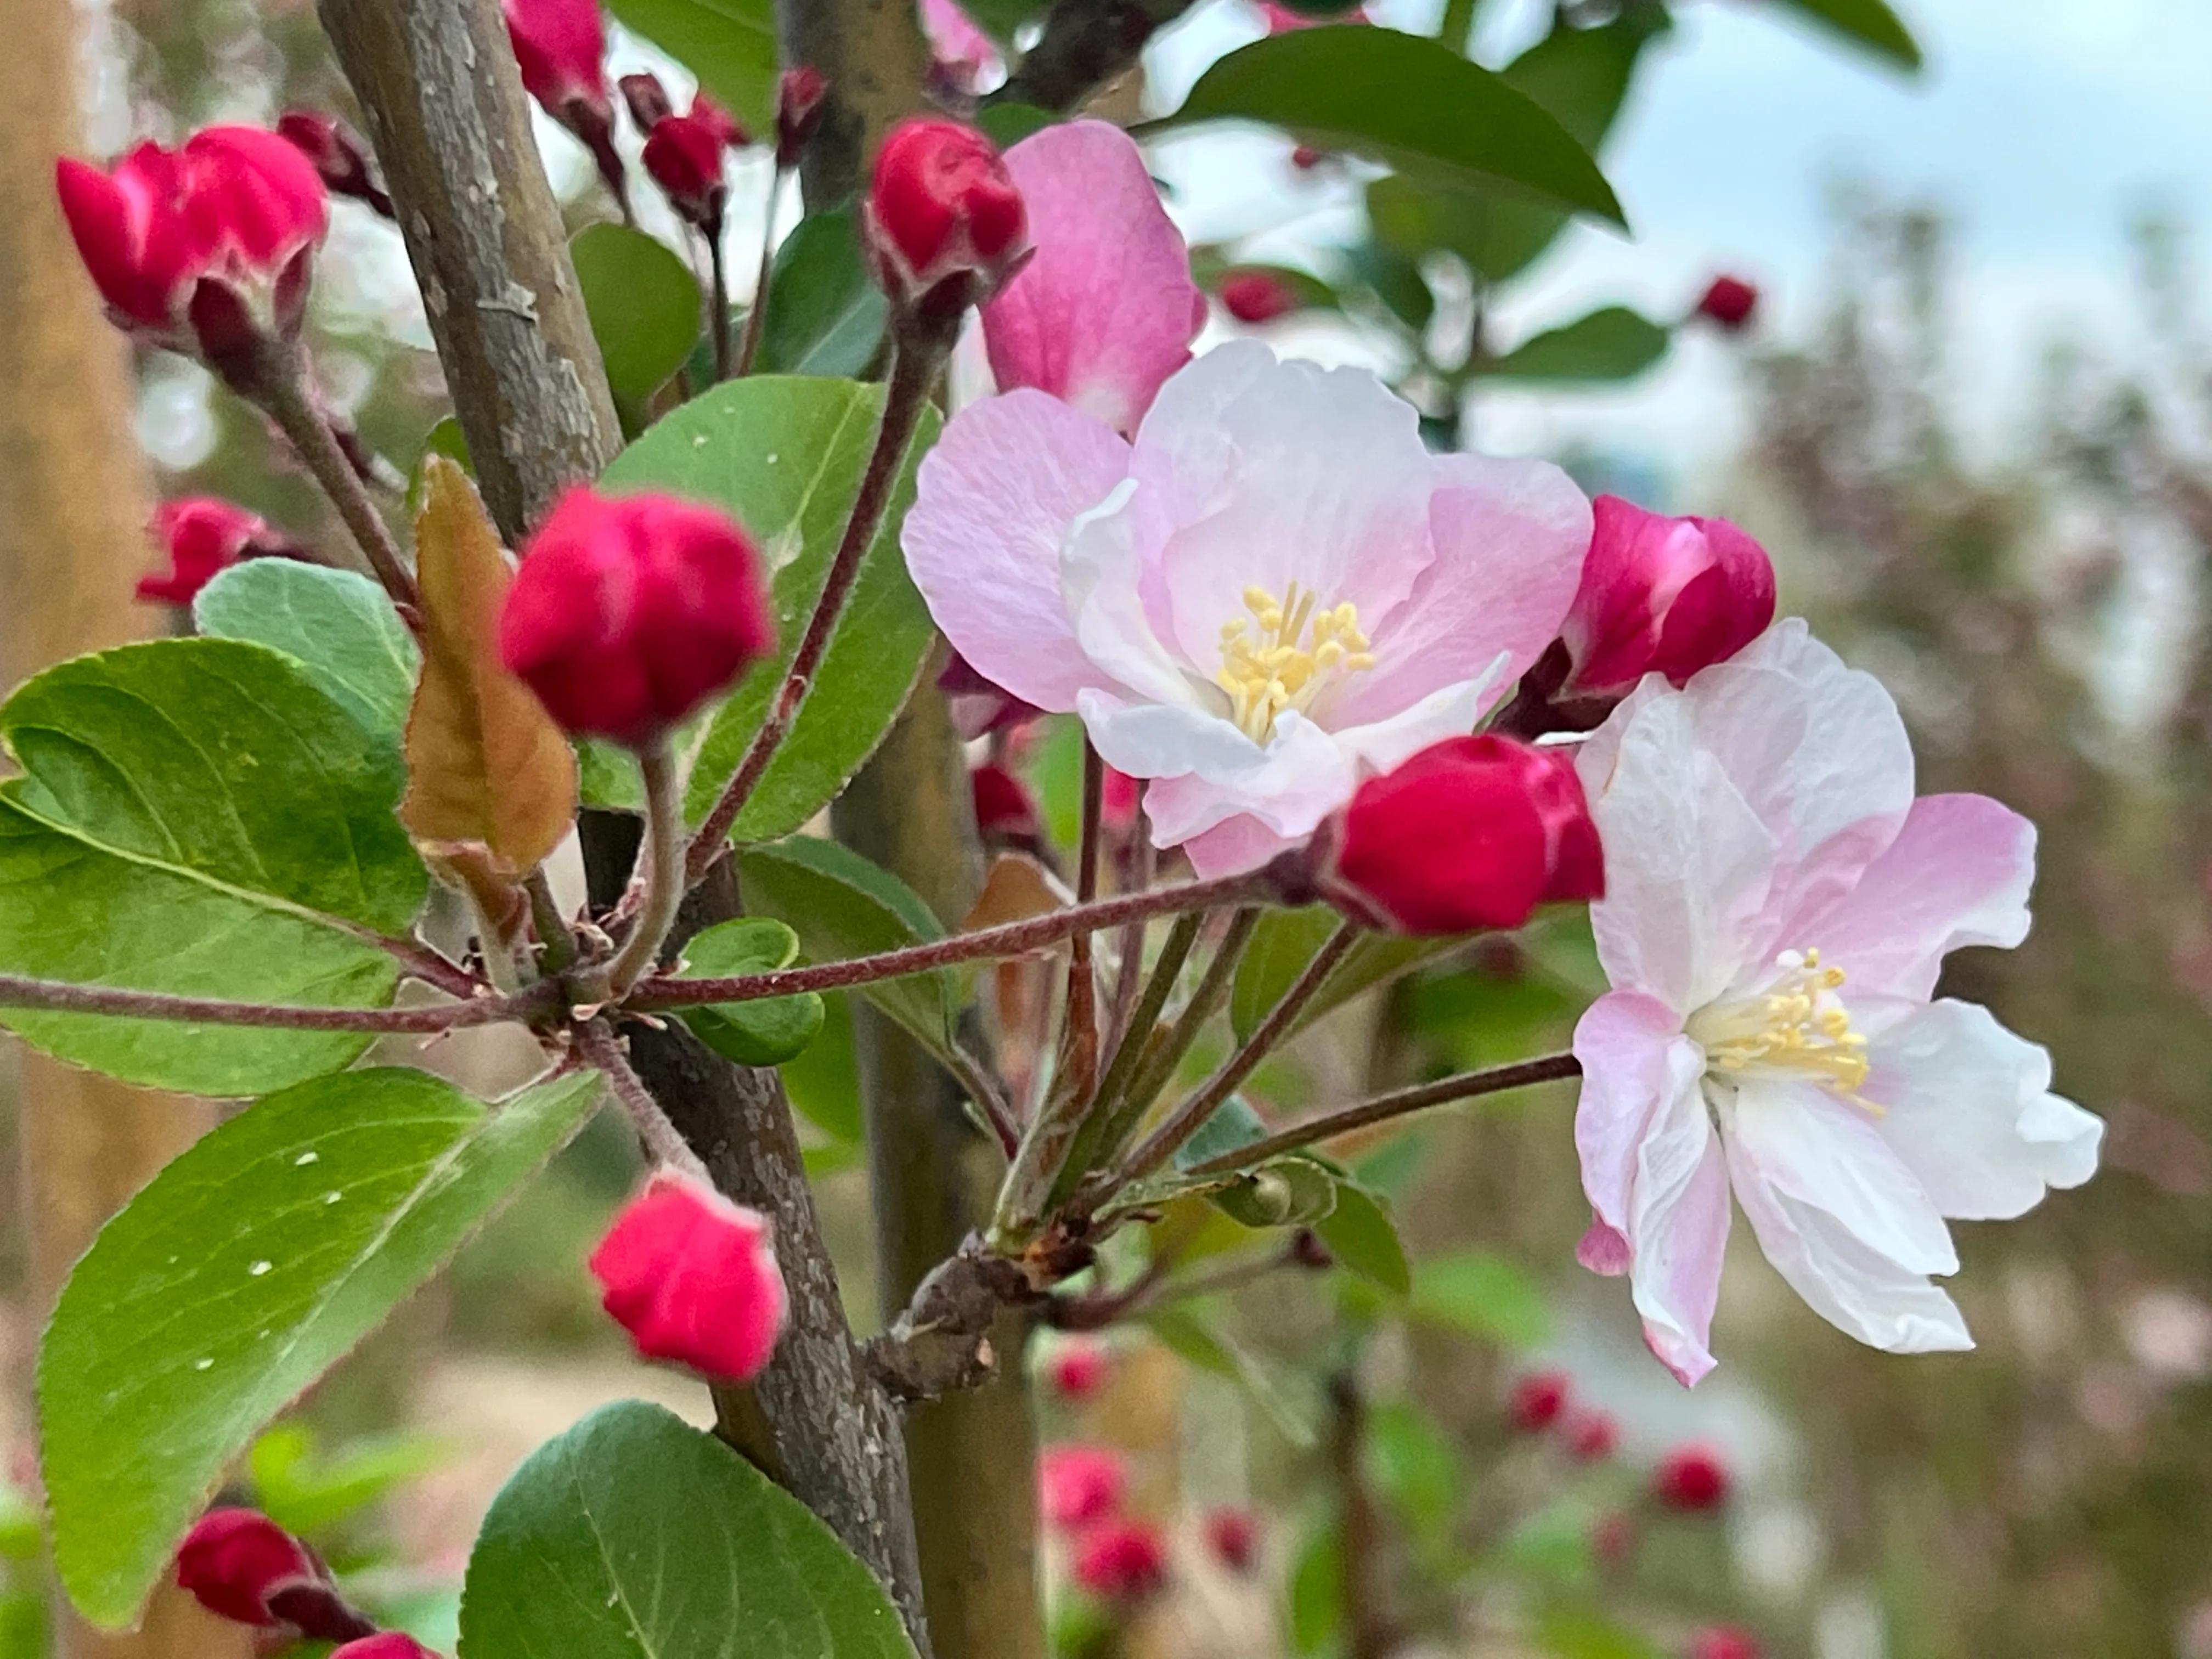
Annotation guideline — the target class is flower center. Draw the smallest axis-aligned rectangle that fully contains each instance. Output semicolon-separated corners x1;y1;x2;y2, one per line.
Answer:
1215;583;1376;742
1688;949;1874;1102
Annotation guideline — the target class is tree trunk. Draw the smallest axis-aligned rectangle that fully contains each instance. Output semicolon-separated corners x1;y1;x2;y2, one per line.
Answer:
0;7;236;1656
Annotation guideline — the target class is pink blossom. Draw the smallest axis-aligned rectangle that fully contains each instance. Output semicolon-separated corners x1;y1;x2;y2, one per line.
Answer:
919;0;1004;95
983;121;1204;436
1573;623;2101;1384
1562;496;1776;695
904;342;1590;874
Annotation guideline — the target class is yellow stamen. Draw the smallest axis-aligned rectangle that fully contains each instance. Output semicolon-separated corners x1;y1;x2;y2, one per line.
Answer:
1216;581;1377;742
1689;949;1878;1108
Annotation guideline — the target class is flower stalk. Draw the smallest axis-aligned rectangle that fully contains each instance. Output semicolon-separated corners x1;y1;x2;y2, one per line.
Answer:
252;351;420;615
598;743;690;1001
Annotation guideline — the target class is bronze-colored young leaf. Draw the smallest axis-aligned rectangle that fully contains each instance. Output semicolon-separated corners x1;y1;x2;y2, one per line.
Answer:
399;458;577;873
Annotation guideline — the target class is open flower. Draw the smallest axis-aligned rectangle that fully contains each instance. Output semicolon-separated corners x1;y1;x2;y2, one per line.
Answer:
905;341;1590;874
1572;622;2102;1383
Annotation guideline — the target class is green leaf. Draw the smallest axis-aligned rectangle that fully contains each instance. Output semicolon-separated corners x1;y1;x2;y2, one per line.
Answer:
1143;1306;1318;1447
737;836;961;1064
1365;1400;1461;1540
571;223;703;406
194;561;419;741
1538;1609;1662;1659
0;639;428;1093
596;377;940;842
38;1067;602;1628
975;103;1057;149
673;916;826;1066
460;1400;919;1658
1367;16;1663;285
1406;1248;1551;1349
756;209;889;380
1175;1094;1270;1171
1345;241;1434;332
1767;0;1922;70
1231;907;1460;1046
781;989;863;1142
1313;1182;1410;1296
0;1591;46;1659
1165;29;1624;225
1288;1522;1342;1655
605;0;779;128
250;1423;448;1537
0;1487;39;1561
1212;1158;1338;1229
1482;306;1671;382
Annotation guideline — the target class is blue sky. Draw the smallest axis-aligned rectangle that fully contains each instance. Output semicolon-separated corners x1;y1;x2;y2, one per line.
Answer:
1149;0;2212;481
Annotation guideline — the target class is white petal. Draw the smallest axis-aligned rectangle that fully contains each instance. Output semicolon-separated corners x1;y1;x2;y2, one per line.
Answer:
1867;998;2102;1218
1329;663;1503;779
1572;990;1700;1235
1625;1062;1733;1387
1060;478;1204;710
1079;695;1352;845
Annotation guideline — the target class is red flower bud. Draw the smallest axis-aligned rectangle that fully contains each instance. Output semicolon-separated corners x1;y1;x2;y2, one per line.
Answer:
498;487;775;748
1039;1443;1127;1532
1290;144;1327;172
1072;1518;1170;1604
1322;736;1603;936
618;72;675;132
276;112;393;219
1101;766;1141;833
175;1509;373;1641
1653;1443;1730;1512
940;652;1042;739
1201;1505;1261;1574
1695;275;1758;332
640;96;746;228
1689;1628;1762;1659
56;126;327;365
1508;1369;1571;1432
588;1172;788;1383
776;67;830;168
1219;270;1296;325
139;497;295;607
334;1639;443;1659
864;119;1027;328
1562;496;1776;695
501;0;607;120
1045;1336;1109;1402
1564;1407;1620;1462
971;761;1042;850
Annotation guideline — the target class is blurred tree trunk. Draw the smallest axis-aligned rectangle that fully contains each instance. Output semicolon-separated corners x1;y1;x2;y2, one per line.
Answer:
0;6;238;1657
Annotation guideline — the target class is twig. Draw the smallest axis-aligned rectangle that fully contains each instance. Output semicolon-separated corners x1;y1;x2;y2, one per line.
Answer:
0;973;554;1032
577;1020;711;1177
253;355;419;615
985;0;1197;113
375;933;488;1000
685;337;939;879
709;215;739;382
949;1045;1022;1158
1180;1053;1582;1178
599;744;689;1000
732;165;784;377
631;866;1269;1010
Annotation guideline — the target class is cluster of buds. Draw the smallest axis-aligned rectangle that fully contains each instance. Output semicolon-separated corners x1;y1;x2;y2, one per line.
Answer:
55;126;328;394
862;118;1029;341
588;1172;789;1383
1505;1369;1617;1462
138;498;308;608
501;0;626;211
1037;1444;1170;1605
621;73;747;233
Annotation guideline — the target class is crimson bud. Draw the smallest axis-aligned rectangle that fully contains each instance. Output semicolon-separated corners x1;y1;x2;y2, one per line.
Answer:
175;1509;373;1641
1219;270;1296;325
1508;1369;1571;1433
1695;275;1758;332
588;1172;788;1383
1688;1629;1762;1659
1039;1443;1127;1532
1045;1336;1109;1402
1562;496;1776;695
1653;1443;1731;1513
276;112;393;219
618;71;675;131
1201;1505;1261;1575
1290;144;1327;172
940;652;1042;739
139;498;296;607
55;127;327;382
499;487;775;748
1321;736;1603;935
333;1639;444;1659
1072;1518;1170;1604
639;95;747;229
971;761;1042;852
1565;1407;1620;1463
864;119;1027;333
775;67;830;168
500;0;625;211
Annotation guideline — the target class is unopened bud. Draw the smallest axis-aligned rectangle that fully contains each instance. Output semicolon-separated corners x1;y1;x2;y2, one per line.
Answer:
1561;496;1776;696
334;1639;444;1659
277;111;394;218
1508;1369;1570;1433
863;118;1028;337
1652;1443;1730;1512
1045;1336;1109;1402
175;1509;373;1642
1564;1406;1619;1462
1073;1518;1170;1604
1694;274;1758;332
1219;269;1296;324
1689;1628;1763;1659
1201;1505;1262;1574
1039;1443;1126;1532
775;66;830;168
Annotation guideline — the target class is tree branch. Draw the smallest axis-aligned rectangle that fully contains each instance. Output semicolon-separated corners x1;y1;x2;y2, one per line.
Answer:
0;974;552;1033
986;0;1195;114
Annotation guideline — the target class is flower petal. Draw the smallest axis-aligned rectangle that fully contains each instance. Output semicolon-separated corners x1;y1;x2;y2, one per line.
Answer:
1804;793;2035;1001
1086;695;1351;848
1866;998;2101;1219
1626;1082;1732;1389
1573;990;1700;1235
1062;479;1206;710
1329;666;1502;778
1331;451;1589;729
904;388;1131;712
985;121;1202;436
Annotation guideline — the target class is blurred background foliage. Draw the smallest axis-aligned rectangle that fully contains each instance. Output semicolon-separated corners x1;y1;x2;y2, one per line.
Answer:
4;1;2210;1657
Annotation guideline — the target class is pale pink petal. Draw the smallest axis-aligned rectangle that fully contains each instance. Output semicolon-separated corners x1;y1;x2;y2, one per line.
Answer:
1576;1218;1631;1275
1176;811;1297;877
1720;1079;1958;1276
1802;793;2035;1001
985;122;1203;436
1581;693;1779;1013
1331;451;1589;727
1725;1121;1972;1355
1573;989;1698;1235
1085;694;1351;851
919;0;1003;92
1327;667;1501;777
904;389;1130;712
1626;1087;1731;1389
1134;344;1436;668
1866;999;2101;1218
1060;481;1204;709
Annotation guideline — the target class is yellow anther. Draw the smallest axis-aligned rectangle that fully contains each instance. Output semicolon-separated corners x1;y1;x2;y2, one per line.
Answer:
1688;947;1876;1105
1216;581;1379;742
